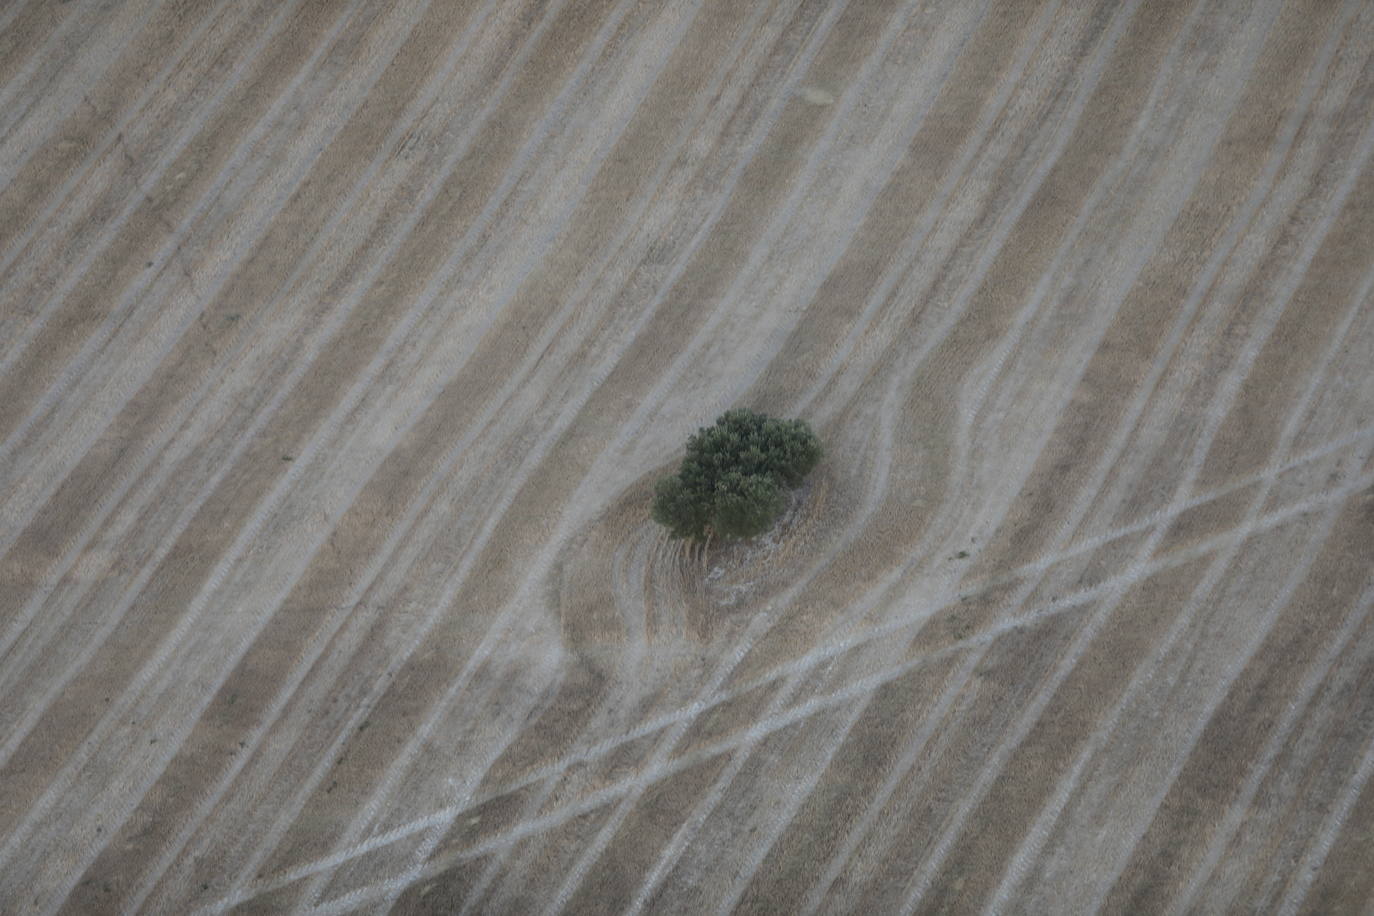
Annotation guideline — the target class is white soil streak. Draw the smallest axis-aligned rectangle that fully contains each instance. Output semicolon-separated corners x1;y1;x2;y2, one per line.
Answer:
439;0;802;878
0;0;438;764
6;0;1371;908
294;464;1374;916
631;0;1062;907
348;0;800;892
246;437;1374;908
1162;241;1374;916
533;4;937;906
26;7;629;906
706;698;872;916
0;5;236;281
284;463;1374;913
197;0;868;903
287;4;720;913
1;0;580;709
0;0;324;474
1069;500;1347;912
115;3;519;909
0;0;162;168
0;1;453;900
1277;721;1374;914
1173;576;1374;916
0;0;483;690
789;0;1070;420
809;0;1259;898
0;3;431;713
0;0;312;522
0;13;495;755
179;0;667;906
0;2;39;53
676;5;1181;900
899;0;1358;909
986;51;1374;912
295;0;967;904
0;0;373;762
797;654;985;916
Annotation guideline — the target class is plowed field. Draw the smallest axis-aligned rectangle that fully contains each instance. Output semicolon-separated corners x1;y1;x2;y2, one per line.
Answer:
2;0;1373;913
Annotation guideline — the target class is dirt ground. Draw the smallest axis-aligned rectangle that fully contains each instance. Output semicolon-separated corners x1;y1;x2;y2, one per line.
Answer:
2;0;1373;913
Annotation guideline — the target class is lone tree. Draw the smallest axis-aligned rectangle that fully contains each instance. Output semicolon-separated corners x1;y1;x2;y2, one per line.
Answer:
651;409;822;542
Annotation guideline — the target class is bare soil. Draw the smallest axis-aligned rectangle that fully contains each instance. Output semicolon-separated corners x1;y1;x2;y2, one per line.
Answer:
2;0;1372;913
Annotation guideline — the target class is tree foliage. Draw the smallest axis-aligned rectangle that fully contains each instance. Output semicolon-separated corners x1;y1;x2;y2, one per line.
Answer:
651;409;822;541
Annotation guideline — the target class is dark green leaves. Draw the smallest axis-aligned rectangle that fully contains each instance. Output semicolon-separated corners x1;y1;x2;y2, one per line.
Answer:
651;409;822;542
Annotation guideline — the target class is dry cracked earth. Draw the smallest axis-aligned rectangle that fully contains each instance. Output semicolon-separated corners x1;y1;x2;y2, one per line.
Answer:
2;0;1373;913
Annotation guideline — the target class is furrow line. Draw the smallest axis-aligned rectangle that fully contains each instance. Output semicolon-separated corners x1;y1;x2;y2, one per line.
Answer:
0;0;377;748
0;0;165;151
285;2;724;911
0;2;240;286
385;3;809;911
0;3;454;880
624;1;1074;905
1082;142;1374;913
0;0;547;886
253;426;1374;903
108;0;516;908
894;0;1344;905
0;0;42;55
0;0;474;681
712;652;979;916
171;0;684;905
986;80;1374;908
233;462;1374;908
1160;230;1374;916
709;699;873;916
534;1;982;909
255;0;916;906
1169;576;1374;915
0;0;321;523
0;0;434;759
187;0;855;901
1276;718;1374;914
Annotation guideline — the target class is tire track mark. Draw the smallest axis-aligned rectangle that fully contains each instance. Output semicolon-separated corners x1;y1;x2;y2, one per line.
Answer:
0;0;325;526
0;0;427;761
0;1;243;296
987;79;1374;909
1139;236;1374;916
880;0;1353;906
1277;713;1374;914
138;0;703;905
0;0;164;153
626;1;1068;907
242;417;1374;908
0;0;440;892
0;0;476;690
86;2;520;910
532;2;993;909
283;2;732;910
218;0;879;903
328;5;807;911
286;467;1374;913
1151;578;1374;914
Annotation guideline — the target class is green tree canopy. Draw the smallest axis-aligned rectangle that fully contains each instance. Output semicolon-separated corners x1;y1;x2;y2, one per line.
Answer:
651;409;822;541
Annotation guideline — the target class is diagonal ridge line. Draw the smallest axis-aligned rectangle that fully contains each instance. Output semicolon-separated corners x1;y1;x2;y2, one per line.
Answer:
984;53;1374;908
107;1;522;910
1170;576;1374;915
235;421;1374;906
287;2;728;911
266;461;1374;914
1159;219;1374;916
